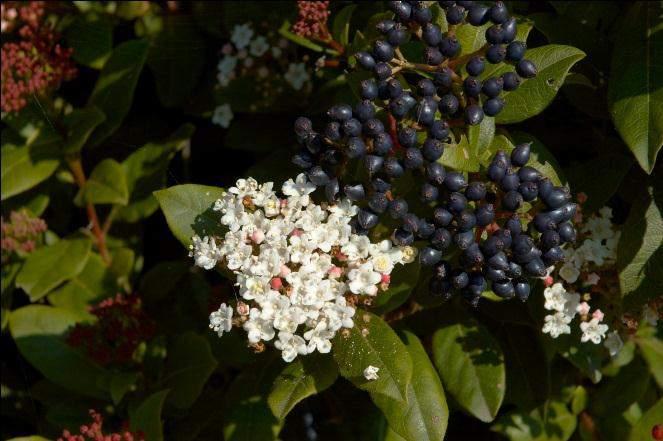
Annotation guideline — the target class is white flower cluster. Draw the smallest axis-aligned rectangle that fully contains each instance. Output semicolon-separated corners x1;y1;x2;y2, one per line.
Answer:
558;207;619;284
212;23;311;127
542;282;609;345
191;174;416;362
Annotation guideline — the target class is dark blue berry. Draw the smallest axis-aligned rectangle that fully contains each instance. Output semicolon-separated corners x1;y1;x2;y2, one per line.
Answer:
433;207;453;226
476;204;495;226
483;97;505;116
518;181;538;202
501;169;520;191
383;157;405;178
390;1;412;21
445;172;467;191
368;192;389;213
373;40;394;62
412;4;432;24
387;25;409;46
493;280;515;298
516;59;537;78
342;118;362;137
524;257;547;277
514;280;530;301
363;118;385;136
398;127;417;148
416;98;437;125
346;137;367;158
447;4;466;24
466;56;485;76
388;199;409;219
518;166;540;182
354;100;375;121
503;190;523;211
439;93;459;115
364;155;384;174
452;270;470;289
465;104;484;125
505;215;522;234
501;18;517;43
431;228;452;250
418;219;436;239
422;23;442;46
344;184;365;201
421;183;439;202
482;235;505;257
423;138;444;161
457;209;477;231
512;234;535;255
418;78;436;96
325;179;339;201
294;117;313;138
430;120;450;140
376;20;396;34
467;4;489;25
506;41;526;61
374;178;392;193
393;227;414;246
292;149;314;169
489;1;509;24
420;247;443;266
543;187;570;209
541;230;561;249
358;209;379;229
308;166;330;186
424;46;444;65
486;44;506;63
506;261;523;278
548;203;577;224
466;181;486;200
356;51;376;70
402;213;420;233
463;243;485;266
537;178;554;199
325;122;342;141
557;222;576;243
488;160;507;182
387;78;403;99
502;71;521;90
440;36;461;57
485;266;507;282
510;143;531;166
482;77;504;98
464;77;482;97
433;68;454;89
487;251;509;271
454;230;475;250
328;104;352;121
493;228;513;248
373;133;394;155
486;25;504;44
448;192;468;212
404;147;424;169
374;62;392;80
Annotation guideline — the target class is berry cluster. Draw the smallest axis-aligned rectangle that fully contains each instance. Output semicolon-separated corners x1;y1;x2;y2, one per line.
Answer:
290;2;571;304
354;0;537;125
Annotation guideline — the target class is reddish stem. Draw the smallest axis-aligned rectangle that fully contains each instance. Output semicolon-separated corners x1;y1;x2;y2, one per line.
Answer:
387;114;403;153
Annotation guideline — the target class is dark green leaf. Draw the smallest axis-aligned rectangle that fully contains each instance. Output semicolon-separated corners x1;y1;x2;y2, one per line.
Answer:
65;15;113;69
332;5;357;47
88;39;150;146
61;107;106;154
635;325;663;388
468;116;495;156
372;261;420;314
511;132;566;186
431;306;505;422
154;184;226;248
607;2;663;173
617;183;663;309
110;372;138;404
162;332;218;409
372;331;449;441
492;400;577;441
75;159;129;205
9;305;109;398
130;390;170;441
267;353;338;420
147;16;206;107
590;355;651;416
333;309;413;402
16;238;92;301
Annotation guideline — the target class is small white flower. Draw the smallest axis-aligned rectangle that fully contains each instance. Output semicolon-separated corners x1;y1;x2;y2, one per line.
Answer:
399;246;418;264
212;104;233;128
274;332;308;362
585;272;600;285
250;35;269;57
580;317;609;344
284;63;310;91
542;312;572;338
363;365;380;381
189;235;222;270
563;291;581;319
559;262;580;284
231;23;253;49
544;283;568;312
282;173;316;207
348;262;382;296
604;331;623;357
209;303;233;336
217;56;237;75
304;321;334;354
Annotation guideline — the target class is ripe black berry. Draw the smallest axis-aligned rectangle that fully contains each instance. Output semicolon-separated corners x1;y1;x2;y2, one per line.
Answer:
466;181;487;200
364;155;384;174
325;179;339;201
421;183;439;202
388;199;409;219
356;52;376;70
294;117;313;138
440;36;461;57
429;120;450;140
390;1;412;21
354;100;375;121
398;126;417;148
464;77;482;97
486;25;504;45
448;192;468;213
518;181;538;202
489;1;509;24
506;41;526;61
424;46;444;65
387;25;409;46
465;104;484;125
467;4;489;25
368;192;389;213
514;280;530;301
501;169;520;191
383;157;405;177
502;72;521;91
557;222;576;243
404;147;424;169
445;172;467;191
475;204;495;226
503;190;523;211
510;143;531;166
486;44;506;63
431;228;452;250
516;59;537;78
427;162;446;185
439;93;460;115
346;137;367;158
344;184;366;201
482;77;504;98
466;56;485;76
433;207;453;226
483;97;505;116
501;18;517;43
423;138;444;161
393;227;414;246
422;23;442;46
446;4;466;24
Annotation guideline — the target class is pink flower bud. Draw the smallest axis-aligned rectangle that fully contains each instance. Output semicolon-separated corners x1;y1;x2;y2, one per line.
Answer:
279;264;291;277
592;309;604;322
576;302;590;316
250;229;265;244
290;228;303;237
381;274;391;284
328;266;342;278
270;277;283;290
543;276;554;287
221;43;233;55
577;192;588;204
236;301;250;316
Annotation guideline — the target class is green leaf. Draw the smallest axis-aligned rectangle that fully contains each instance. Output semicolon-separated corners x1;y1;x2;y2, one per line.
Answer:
372;331;449;441
483;45;586;124
267;353;338;420
162;332;218;409
372;261;421;314
48;253;117;313
117;124;194;222
492;400;577;441
110;372;138;404
5;437;51;441
1;262;21;330
333;309;413;402
332;5;357;47
65;15;113;69
88;39;150;146
439;133;481;172
147;16;206;107
617;183;663;309
629;398;663;441
510;132;566;186
608;2;663;173
154;184;226;248
278;21;324;52
76;159;129;205
456;22;491;56
61;107;106;154
635;325;663;388
130;390;170;441
1;144;60;200
431;306;505;422
468;116;495;156
590;355;651;416
9;305;109;398
16;238;91;301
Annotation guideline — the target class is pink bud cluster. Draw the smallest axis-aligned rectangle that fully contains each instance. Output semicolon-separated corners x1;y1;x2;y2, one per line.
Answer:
58;409;144;441
67;294;155;367
1;1;76;113
1;210;47;261
292;1;330;39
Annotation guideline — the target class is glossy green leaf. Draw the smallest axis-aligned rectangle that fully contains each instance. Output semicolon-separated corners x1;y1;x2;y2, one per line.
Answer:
333;309;413;402
372;261;421;314
61;107;106;154
162;332;218;409
16;238;91;301
117;124;194;222
131;390;170;441
48;253;117;313
492;400;577;441
468;116;495;156
608;2;663;173
511;132;566;186
9;305;109;398
76;159;129;205
154;184;226;247
483;45;586;124
635;325;663;388
590;355;650;416
439;133;481;172
148;16;206;107
268;353;338;420
332;4;357;47
88;39;150;146
617;183;663;309
456;22;491;56
65;15;113;69
110;372;138;404
432;307;505;422
628;398;663;441
372;331;448;441
1;262;20;330
1;144;60;200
